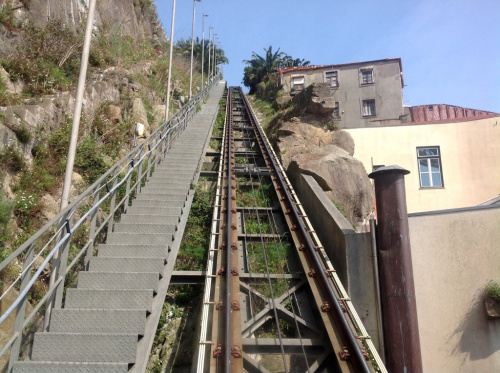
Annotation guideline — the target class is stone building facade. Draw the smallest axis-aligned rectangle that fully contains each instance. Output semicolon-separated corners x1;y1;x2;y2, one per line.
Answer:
277;58;405;129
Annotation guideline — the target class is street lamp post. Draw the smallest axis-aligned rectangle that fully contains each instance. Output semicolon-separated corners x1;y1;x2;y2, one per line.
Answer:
208;26;213;84
165;0;177;122
212;34;217;80
189;0;200;100
201;14;208;89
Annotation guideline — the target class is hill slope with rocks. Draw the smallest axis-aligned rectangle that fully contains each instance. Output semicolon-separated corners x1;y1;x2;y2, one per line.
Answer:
251;83;375;231
0;0;203;254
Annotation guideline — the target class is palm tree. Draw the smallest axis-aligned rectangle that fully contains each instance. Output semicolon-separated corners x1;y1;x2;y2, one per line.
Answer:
243;45;285;94
175;38;228;73
281;55;311;67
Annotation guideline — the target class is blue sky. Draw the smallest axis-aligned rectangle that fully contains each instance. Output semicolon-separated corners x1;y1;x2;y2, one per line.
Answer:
154;0;500;113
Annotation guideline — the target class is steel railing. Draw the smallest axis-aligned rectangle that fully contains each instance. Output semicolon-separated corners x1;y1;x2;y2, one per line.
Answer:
0;78;219;370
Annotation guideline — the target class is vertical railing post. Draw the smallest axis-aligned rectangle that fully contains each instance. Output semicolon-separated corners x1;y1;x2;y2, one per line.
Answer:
53;217;72;311
8;243;35;370
106;172;119;237
85;188;101;269
137;148;144;193
368;165;423;373
124;161;133;214
44;211;70;331
146;143;153;180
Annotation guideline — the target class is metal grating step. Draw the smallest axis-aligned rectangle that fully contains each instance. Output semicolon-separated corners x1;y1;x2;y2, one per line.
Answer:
131;196;186;208
97;245;167;258
13;361;129;373
141;186;190;194
64;289;154;312
125;205;182;217
147;174;193;181
119;214;180;225
135;191;188;200
88;257;165;273
49;309;146;334
106;232;173;245
113;223;176;235
31;333;137;363
77;272;160;292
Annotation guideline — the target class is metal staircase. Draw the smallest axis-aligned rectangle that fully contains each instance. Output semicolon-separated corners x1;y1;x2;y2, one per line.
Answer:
10;82;225;373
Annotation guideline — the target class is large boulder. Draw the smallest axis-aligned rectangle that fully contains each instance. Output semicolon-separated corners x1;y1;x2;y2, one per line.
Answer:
107;105;122;124
0;67;16;93
292;83;337;115
277;119;373;229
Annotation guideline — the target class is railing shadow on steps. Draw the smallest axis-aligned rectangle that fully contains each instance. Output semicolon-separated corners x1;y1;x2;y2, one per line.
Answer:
0;78;220;371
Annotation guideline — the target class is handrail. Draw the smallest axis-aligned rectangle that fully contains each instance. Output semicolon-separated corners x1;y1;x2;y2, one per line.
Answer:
0;78;220;367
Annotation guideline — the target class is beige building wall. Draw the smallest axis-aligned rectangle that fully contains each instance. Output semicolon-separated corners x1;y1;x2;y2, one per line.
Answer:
345;116;500;213
408;207;500;372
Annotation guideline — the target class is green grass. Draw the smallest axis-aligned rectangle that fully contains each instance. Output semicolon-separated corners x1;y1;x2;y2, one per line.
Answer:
175;181;215;271
246;242;289;274
0;190;14;245
237;183;273;207
249;96;277;129
244;216;271;234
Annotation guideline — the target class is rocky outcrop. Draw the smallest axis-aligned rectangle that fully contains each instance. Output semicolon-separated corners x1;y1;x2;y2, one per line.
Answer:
277;119;374;230
292;83;337;115
0;0;166;56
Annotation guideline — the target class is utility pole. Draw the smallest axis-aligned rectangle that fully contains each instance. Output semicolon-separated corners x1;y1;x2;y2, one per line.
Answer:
165;0;176;122
201;14;207;89
59;0;97;210
46;0;97;331
189;0;200;100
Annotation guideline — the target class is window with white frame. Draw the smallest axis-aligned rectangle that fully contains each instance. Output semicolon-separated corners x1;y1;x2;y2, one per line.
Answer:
291;75;305;91
333;101;340;118
360;68;374;85
417;147;443;188
325;71;338;88
362;99;376;116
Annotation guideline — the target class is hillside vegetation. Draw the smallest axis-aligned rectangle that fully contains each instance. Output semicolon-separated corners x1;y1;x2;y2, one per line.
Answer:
0;1;226;256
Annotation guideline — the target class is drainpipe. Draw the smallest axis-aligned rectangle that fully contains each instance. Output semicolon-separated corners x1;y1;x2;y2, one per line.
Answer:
368;165;423;373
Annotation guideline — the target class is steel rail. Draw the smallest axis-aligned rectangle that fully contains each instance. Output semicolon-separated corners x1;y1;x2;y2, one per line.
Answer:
237;106;311;372
232;94;290;371
196;90;228;373
239;88;372;372
224;87;233;373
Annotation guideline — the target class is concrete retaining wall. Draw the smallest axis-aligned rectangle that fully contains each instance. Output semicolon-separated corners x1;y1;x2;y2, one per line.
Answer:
294;174;380;350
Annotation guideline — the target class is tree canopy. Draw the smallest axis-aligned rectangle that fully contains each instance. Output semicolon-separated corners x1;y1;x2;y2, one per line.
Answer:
242;46;310;94
175;37;228;73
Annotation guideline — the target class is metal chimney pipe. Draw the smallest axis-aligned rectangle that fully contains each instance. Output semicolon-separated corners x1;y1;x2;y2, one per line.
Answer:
368;165;423;373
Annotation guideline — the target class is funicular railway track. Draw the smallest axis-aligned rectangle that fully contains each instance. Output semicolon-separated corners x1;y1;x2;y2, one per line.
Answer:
195;87;386;373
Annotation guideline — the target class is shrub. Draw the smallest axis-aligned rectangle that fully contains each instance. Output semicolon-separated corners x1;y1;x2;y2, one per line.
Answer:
0;144;26;172
485;281;500;300
14;190;41;230
75;136;108;184
0;5;21;31
0;190;14;240
1;20;82;95
13;123;31;144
